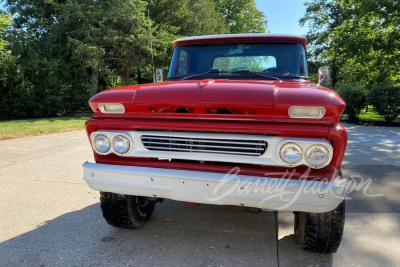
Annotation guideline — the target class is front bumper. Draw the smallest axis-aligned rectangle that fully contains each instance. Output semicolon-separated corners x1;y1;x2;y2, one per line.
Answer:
83;162;345;213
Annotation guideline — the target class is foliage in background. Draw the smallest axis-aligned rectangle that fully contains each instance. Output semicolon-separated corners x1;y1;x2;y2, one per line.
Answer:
301;0;400;89
146;0;230;76
0;0;267;120
0;13;11;53
212;0;267;33
336;82;367;122
368;85;400;123
0;13;21;119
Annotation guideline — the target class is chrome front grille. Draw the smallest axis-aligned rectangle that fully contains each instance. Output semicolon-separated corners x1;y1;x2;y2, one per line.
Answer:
141;135;267;156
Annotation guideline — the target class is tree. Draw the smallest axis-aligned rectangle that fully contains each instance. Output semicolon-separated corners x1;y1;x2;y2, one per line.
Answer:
59;0;150;93
147;0;230;75
301;0;400;89
213;0;267;33
3;0;151;119
0;13;21;119
336;82;367;122
0;14;10;54
1;0;268;119
4;0;95;117
369;85;400;123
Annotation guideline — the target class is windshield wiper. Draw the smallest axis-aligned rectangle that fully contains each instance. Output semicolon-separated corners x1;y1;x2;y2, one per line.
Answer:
230;70;280;80
181;69;220;80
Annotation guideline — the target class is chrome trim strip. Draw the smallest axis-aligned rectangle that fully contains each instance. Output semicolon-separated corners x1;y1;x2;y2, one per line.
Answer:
141;136;265;146
142;142;266;151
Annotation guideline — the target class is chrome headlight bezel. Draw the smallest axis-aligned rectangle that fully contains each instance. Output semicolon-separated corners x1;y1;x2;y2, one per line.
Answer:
305;144;330;168
93;134;111;154
279;142;303;165
113;135;131;155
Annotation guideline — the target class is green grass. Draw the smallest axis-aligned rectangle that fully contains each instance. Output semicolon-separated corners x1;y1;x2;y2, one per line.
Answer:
0;117;90;141
341;106;400;123
358;112;400;122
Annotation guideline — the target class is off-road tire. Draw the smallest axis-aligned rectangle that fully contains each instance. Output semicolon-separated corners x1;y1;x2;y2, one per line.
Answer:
100;192;156;229
294;200;345;253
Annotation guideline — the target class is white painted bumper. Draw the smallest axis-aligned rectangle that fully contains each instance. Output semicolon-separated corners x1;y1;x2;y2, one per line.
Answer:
83;162;345;213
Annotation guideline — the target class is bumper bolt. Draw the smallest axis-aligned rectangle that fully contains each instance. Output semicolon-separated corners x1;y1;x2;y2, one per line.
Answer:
319;194;324;198
150;177;154;181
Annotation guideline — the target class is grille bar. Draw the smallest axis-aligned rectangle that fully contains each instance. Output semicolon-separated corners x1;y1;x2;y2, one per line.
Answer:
141;135;267;156
141;136;266;146
142;141;265;151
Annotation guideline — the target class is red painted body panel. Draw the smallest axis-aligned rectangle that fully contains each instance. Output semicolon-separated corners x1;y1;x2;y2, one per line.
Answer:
89;80;346;125
85;118;330;138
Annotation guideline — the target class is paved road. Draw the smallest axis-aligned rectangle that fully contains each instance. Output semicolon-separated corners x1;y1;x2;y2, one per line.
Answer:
0;123;399;266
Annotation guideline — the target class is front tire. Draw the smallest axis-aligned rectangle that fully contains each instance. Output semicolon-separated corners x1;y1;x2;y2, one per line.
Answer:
100;192;156;229
294;200;345;253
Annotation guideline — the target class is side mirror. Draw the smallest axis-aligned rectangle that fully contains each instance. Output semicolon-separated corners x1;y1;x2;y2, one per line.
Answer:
318;66;331;86
155;69;163;83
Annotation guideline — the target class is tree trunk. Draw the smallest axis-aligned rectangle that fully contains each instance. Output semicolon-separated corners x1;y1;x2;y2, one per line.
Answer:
124;65;130;85
91;67;98;96
137;69;142;84
331;64;338;90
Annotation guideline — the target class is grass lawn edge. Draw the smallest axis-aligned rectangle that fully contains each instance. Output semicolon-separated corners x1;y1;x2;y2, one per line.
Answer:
0;117;90;141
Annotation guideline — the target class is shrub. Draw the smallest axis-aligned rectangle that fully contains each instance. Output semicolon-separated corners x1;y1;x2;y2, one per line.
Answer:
336;83;367;122
368;85;400;123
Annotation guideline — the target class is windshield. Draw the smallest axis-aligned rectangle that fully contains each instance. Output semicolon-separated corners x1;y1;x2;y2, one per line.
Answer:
168;42;308;80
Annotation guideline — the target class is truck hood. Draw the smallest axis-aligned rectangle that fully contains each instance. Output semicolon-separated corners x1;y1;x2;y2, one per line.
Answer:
89;79;346;125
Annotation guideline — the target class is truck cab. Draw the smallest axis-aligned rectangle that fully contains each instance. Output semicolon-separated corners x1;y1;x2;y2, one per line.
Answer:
83;34;347;253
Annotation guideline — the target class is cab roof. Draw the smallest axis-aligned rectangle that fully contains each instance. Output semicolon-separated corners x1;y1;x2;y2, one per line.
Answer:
172;34;307;51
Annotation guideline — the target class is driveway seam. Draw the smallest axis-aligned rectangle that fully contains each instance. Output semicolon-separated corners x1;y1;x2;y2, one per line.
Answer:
274;210;280;267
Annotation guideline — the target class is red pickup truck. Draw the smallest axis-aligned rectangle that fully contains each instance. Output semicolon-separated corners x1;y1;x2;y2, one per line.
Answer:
83;34;347;253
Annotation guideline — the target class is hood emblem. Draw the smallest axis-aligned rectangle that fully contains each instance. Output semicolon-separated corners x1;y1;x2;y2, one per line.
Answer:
198;79;215;88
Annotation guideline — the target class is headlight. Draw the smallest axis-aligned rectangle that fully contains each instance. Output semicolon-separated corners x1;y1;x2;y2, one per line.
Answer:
94;134;111;153
98;103;125;114
113;135;130;154
305;145;330;168
289;107;326;119
280;143;303;164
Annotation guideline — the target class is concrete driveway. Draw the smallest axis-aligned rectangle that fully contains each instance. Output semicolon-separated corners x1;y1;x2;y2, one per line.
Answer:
0;123;399;266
